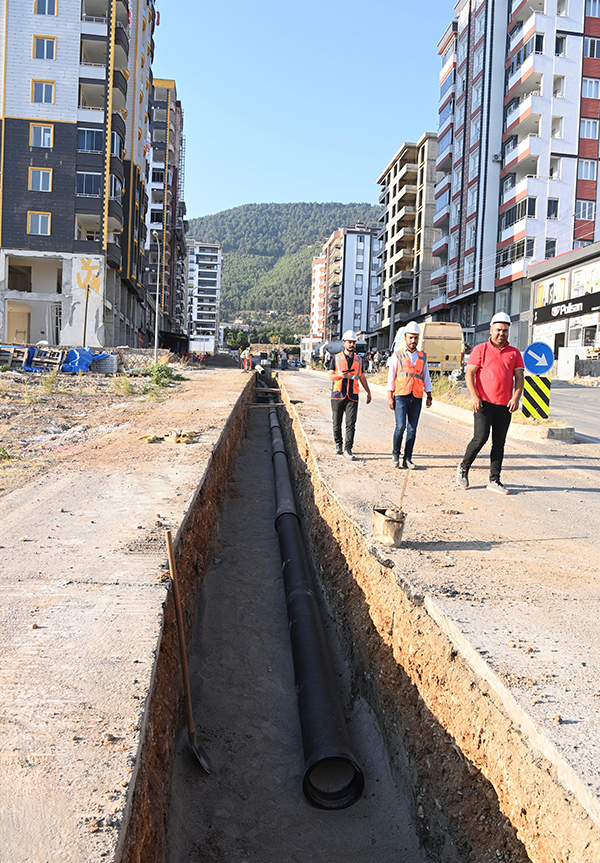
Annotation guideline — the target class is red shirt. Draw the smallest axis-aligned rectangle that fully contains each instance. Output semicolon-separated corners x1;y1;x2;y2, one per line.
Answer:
467;340;524;406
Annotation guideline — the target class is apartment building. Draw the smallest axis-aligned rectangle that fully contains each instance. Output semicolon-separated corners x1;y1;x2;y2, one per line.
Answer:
374;133;440;350
309;252;326;338
322;223;380;343
143;78;188;351
434;0;600;351
0;0;156;349
186;239;222;354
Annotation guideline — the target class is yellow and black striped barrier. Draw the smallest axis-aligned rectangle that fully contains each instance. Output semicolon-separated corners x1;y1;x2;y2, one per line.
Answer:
522;375;551;419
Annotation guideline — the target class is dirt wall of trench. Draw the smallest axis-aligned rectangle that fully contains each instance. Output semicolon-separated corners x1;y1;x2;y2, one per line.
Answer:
277;383;600;863
117;375;255;863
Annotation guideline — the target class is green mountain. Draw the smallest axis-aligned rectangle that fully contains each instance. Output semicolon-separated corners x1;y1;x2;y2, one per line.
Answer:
187;202;382;321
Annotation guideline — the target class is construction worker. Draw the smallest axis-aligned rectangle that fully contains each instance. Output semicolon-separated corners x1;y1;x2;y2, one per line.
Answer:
387;321;433;469
241;346;253;372
328;330;371;460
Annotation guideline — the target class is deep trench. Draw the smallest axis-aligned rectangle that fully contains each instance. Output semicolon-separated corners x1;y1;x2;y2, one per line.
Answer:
122;376;534;863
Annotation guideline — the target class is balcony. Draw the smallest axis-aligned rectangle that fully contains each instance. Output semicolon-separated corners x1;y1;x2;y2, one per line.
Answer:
429;292;448;311
500;173;538;205
499;214;535;244
379;186;389;204
397;184;417;203
112;69;127;111
432;233;449;257
431;264;448;285
496;259;526;284
396;227;414;241
436;141;453;172
504;91;542;136
397;162;418;182
509;0;545;24
396;205;416;224
505;54;542;99
433;202;450;228
503;132;543;173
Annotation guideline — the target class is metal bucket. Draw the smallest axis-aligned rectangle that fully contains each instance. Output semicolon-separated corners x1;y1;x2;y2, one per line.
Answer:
372;506;406;547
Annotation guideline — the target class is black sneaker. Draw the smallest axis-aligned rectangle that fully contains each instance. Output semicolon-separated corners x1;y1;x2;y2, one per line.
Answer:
402;459;417;470
487;479;509;495
392;454;400;468
343;449;356;461
456;464;469;489
335;444;343;455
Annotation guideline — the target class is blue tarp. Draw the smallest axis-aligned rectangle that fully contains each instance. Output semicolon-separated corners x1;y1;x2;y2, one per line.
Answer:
61;348;110;374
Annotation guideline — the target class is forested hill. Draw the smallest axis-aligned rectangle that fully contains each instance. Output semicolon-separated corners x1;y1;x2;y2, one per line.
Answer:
187;202;382;319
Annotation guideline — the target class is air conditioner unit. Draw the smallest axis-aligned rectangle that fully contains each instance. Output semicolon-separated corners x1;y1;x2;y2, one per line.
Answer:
492;153;502;163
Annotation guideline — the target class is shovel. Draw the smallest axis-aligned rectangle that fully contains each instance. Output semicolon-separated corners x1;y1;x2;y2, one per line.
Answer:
165;529;212;774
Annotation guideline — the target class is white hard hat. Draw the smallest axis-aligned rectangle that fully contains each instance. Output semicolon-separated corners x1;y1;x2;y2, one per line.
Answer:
491;312;511;325
404;321;421;335
342;330;358;341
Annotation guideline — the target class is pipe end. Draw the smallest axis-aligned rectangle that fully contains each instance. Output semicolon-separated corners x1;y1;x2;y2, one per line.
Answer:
303;757;364;810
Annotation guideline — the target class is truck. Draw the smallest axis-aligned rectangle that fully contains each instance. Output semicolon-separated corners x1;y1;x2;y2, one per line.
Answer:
418;321;463;375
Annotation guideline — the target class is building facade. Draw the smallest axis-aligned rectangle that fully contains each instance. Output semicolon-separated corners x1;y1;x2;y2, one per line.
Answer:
186;239;222;354
309;252;326;339
322;223;380;342
143;78;188;352
434;0;600;352
0;0;157;349
374;133;440;350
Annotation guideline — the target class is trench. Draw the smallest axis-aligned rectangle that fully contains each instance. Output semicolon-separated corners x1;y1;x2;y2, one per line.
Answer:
120;373;544;863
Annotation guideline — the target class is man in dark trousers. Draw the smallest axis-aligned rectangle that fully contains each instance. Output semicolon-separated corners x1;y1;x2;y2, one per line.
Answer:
457;312;524;494
329;330;372;460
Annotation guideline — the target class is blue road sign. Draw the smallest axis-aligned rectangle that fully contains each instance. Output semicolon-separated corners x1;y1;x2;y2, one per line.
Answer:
523;342;554;375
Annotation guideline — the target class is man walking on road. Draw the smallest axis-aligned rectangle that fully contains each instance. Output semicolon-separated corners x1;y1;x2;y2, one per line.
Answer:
387;321;433;469
329;330;372;460
457;312;524;494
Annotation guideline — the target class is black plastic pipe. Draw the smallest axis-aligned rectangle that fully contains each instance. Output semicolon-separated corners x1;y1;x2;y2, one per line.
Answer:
264;394;364;810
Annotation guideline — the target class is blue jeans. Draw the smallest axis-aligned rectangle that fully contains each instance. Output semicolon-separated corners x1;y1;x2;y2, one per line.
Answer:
393;394;422;460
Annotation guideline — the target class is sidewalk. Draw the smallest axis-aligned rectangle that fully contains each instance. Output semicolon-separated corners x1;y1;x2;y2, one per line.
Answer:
280;368;600;861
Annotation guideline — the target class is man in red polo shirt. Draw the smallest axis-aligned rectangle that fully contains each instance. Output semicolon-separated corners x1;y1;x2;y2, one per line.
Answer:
457;313;524;494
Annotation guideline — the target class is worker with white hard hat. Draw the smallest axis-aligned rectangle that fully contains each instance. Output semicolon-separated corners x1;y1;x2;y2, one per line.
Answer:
328;330;372;460
457;312;524;495
387;321;433;469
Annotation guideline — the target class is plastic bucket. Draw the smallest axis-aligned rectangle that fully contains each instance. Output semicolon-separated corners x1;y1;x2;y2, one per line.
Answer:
372;506;406;547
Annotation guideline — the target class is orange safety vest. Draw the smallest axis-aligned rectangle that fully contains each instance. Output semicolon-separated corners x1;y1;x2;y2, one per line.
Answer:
331;352;362;401
393;350;426;398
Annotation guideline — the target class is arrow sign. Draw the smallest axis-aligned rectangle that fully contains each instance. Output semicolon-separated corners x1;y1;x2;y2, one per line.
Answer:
523;342;554;375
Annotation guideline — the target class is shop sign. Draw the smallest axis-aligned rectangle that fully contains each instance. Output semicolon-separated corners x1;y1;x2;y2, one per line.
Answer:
533;290;600;324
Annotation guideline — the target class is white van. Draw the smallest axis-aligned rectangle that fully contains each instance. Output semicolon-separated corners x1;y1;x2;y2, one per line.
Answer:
418;322;463;374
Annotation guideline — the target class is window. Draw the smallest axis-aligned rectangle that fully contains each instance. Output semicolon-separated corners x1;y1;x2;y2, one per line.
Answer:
576;199;595;220
440;70;454;98
472;84;482;109
549;157;561;179
587;0;600;15
507;34;544;79
35;0;56;13
29;167;52;191
580;118;599;138
584;37;599;57
578;159;597;180
28;211;51;235
557;0;568;14
108;175;122;198
357;235;364;245
438;128;452;152
466;221;477;248
496;238;535;270
111;131;123;158
77;128;102;152
556;36;566;56
547;198;559;219
545;239;557;259
33;36;55;59
439;99;454;123
76;172;102;196
553;76;565;97
552;117;563;138
152;169;164;184
32;80;54;103
500;197;536;231
582;78;600;99
30;123;53;147
470;116;481;142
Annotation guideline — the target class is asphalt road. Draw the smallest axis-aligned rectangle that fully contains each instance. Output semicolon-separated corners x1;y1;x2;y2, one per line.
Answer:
548;381;600;441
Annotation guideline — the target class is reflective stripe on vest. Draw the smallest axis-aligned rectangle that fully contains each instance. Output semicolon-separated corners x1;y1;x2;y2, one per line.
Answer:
394;350;426;398
332;352;361;400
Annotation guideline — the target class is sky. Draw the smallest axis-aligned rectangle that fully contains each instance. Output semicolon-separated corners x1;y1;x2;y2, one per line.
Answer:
153;0;454;219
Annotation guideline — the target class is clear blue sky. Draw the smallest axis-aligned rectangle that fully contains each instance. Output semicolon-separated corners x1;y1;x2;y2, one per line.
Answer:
153;0;453;219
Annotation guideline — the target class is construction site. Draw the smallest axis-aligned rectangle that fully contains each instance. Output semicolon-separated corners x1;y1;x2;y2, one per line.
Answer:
1;358;599;863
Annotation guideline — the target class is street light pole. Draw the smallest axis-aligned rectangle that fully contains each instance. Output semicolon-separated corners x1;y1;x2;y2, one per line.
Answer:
152;229;161;365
